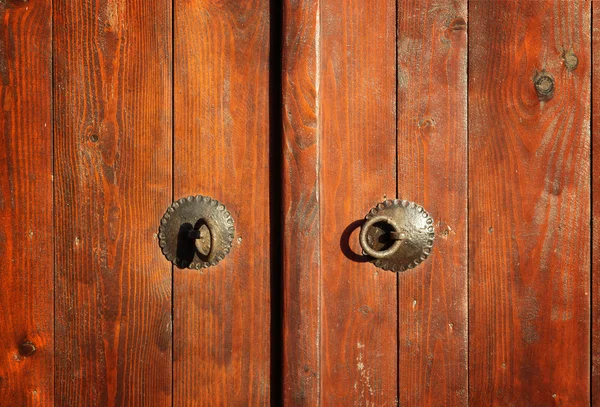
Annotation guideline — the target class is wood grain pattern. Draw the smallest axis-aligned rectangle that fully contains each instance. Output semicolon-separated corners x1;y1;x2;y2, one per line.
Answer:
396;0;468;405
592;0;600;403
282;0;321;405
173;1;271;404
469;0;591;405
0;0;54;404
319;0;397;404
53;0;172;404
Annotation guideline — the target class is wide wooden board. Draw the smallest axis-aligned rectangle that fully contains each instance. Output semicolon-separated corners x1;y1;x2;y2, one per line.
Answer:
282;0;321;404
53;0;173;404
319;0;397;404
173;1;271;404
396;0;468;405
0;0;54;404
469;1;591;404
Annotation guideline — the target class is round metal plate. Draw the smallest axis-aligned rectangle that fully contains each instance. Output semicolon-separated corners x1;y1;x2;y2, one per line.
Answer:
362;199;434;272
158;195;234;269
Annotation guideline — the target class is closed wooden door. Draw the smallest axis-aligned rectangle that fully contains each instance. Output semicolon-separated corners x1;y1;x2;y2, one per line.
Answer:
283;0;591;406
1;0;271;405
0;0;596;406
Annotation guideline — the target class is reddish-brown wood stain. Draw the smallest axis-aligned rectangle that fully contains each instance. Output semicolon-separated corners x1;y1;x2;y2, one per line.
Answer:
469;0;590;405
320;0;398;404
53;0;173;404
1;1;598;405
397;0;468;405
282;0;321;405
173;1;272;404
0;0;54;404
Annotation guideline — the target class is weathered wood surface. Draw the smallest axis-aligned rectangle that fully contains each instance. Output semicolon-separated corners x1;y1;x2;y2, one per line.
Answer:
396;0;468;405
282;0;321;405
319;0;398;404
0;0;54;405
2;1;598;405
173;1;272;404
469;0;591;405
53;0;173;404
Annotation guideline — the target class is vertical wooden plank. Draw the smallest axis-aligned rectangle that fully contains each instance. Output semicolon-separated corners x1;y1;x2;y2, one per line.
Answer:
319;1;397;404
53;0;172;404
282;0;321;405
592;1;600;404
396;0;468;405
0;0;53;404
173;1;271;404
469;0;590;405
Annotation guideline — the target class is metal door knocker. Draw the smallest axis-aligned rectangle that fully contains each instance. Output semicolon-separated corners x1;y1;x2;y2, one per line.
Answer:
359;199;434;272
158;195;234;269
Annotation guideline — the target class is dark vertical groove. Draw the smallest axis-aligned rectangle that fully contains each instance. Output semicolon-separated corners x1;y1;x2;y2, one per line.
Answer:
466;0;470;403
316;3;323;404
269;0;284;404
171;0;175;405
318;3;323;403
590;2;594;403
51;0;56;398
395;0;400;404
394;0;399;193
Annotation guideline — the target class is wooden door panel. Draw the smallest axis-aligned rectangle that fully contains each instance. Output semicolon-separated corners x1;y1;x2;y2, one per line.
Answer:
0;0;54;404
53;1;173;404
469;0;591;405
173;1;271;404
397;0;468;405
320;1;398;403
282;0;321;404
1;1;598;405
282;0;469;404
283;0;398;404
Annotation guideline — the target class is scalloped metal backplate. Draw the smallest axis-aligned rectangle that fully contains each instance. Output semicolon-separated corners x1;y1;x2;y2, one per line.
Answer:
363;199;435;272
158;195;234;269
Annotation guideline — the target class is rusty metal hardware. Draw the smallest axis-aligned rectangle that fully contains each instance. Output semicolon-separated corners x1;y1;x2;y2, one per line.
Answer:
359;199;434;272
158;195;234;269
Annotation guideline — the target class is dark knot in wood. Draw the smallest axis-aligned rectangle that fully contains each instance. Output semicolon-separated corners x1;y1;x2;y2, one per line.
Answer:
18;341;36;357
534;71;555;102
562;50;578;72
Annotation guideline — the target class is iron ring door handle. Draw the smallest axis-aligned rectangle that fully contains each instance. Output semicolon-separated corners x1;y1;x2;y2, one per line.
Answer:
186;220;216;261
359;200;435;272
359;215;404;259
158;195;235;269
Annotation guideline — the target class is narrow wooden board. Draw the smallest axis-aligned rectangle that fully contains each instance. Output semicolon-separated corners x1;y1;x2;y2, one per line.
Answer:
0;0;54;404
592;0;600;403
469;0;591;404
282;0;321;404
53;1;173;404
319;0;398;404
173;1;271;404
396;0;468;405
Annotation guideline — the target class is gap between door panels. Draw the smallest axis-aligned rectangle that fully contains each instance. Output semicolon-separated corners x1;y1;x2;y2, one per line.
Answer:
270;0;284;405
